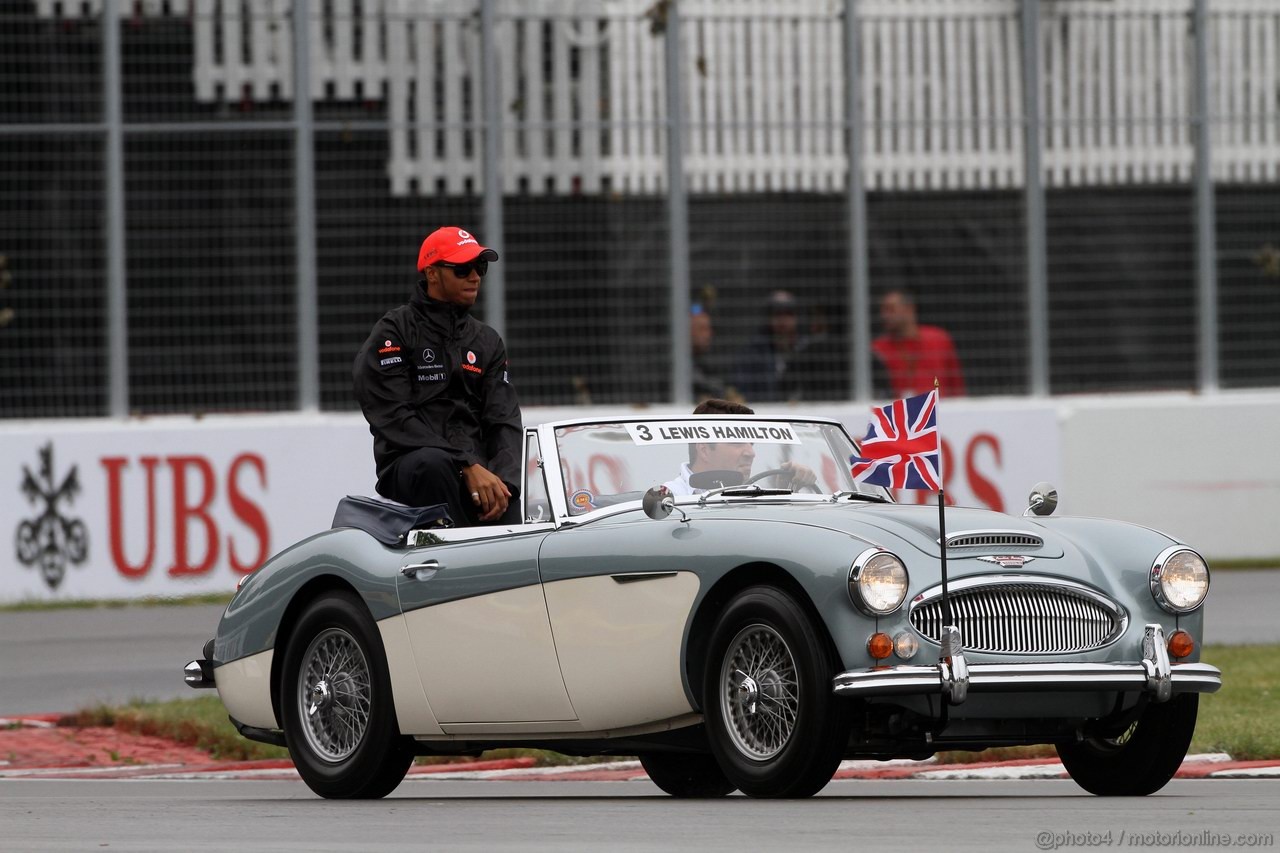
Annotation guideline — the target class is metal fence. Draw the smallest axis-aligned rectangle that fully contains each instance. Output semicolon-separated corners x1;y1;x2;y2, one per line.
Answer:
2;0;1279;420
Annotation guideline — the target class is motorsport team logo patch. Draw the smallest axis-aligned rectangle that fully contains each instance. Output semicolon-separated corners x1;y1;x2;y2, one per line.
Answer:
15;443;89;590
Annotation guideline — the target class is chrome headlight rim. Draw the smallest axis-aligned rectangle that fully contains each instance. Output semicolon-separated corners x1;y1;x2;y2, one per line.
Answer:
849;547;910;616
1150;545;1210;614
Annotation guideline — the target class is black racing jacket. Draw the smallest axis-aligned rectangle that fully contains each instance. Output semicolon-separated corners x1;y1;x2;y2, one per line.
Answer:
353;283;522;493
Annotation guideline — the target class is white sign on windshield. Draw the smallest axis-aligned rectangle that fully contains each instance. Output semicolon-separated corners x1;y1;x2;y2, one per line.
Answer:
625;421;801;445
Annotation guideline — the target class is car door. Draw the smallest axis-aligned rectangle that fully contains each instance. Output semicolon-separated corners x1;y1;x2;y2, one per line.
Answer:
397;530;574;725
396;433;574;726
537;522;702;732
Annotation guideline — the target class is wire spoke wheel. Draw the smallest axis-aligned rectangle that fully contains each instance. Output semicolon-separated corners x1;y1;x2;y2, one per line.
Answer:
719;623;800;760
1100;720;1139;749
298;627;373;763
704;586;851;798
281;592;413;799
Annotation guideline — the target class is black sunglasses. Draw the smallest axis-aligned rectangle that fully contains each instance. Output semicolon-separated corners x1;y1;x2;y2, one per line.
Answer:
436;260;488;278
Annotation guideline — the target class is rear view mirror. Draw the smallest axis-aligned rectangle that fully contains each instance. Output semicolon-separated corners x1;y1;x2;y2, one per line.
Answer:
1026;482;1059;517
643;485;689;524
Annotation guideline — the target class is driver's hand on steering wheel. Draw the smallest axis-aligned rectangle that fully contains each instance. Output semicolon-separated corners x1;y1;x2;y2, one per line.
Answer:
779;461;818;489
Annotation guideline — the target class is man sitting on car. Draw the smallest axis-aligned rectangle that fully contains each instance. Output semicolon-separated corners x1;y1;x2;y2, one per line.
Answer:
354;226;521;526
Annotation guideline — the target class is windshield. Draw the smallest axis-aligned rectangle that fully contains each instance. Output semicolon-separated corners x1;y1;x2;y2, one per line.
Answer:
552;418;891;516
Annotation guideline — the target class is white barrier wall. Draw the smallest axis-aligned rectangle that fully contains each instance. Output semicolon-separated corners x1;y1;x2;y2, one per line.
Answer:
1057;392;1280;561
1;392;1274;603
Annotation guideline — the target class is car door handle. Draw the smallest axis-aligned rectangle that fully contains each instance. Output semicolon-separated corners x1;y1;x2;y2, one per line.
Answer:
401;561;442;581
611;571;678;584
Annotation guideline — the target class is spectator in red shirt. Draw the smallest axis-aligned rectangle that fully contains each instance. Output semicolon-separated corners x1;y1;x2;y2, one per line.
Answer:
872;287;966;398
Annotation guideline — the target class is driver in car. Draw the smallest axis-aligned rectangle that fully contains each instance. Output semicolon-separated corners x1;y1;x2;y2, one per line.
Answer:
662;399;818;496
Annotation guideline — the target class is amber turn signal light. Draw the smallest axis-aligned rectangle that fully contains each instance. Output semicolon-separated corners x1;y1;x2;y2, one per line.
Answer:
1167;629;1195;660
867;632;894;661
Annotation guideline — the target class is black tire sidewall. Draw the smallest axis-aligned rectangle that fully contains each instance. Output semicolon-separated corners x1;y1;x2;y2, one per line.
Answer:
1057;694;1199;796
702;585;849;797
638;751;736;798
280;591;410;798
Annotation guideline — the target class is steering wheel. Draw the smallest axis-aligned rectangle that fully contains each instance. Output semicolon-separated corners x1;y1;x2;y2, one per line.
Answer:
746;468;821;493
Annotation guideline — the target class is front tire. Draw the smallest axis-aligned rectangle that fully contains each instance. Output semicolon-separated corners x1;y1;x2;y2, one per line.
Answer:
1057;694;1199;796
639;752;736;798
280;592;414;799
703;586;851;798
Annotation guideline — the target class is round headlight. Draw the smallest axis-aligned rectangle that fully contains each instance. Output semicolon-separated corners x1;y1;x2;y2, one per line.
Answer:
1150;547;1209;613
849;549;909;615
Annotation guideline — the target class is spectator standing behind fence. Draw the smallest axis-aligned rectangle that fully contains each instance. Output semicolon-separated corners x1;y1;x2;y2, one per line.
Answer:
790;301;891;401
353;226;522;526
731;290;806;403
872;287;966;398
691;302;738;403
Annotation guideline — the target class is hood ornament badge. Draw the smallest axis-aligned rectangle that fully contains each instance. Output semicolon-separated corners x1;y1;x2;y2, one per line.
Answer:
976;555;1036;568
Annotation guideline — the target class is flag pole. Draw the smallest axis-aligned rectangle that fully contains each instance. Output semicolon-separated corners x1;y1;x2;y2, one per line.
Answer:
933;378;967;706
935;378;952;629
938;489;951;627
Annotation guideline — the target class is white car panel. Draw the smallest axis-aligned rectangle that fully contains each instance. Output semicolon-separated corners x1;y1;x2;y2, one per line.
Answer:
377;615;444;736
543;571;700;730
215;649;275;730
402;584;577;723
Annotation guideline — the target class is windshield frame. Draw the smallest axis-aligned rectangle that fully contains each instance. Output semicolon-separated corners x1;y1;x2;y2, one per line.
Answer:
536;414;892;526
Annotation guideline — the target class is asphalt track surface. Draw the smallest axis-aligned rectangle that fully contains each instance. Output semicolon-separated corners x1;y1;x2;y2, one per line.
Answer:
2;778;1277;852
1;569;1276;716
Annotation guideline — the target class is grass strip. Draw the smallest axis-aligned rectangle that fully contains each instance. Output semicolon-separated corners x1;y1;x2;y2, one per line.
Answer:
59;696;600;766
2;593;234;613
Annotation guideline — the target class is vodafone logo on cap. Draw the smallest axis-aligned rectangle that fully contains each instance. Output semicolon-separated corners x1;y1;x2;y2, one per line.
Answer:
456;229;477;246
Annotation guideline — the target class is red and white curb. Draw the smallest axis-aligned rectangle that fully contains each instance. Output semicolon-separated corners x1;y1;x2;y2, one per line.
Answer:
2;753;1277;782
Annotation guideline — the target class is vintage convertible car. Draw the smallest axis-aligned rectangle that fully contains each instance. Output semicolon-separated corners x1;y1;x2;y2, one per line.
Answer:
185;415;1221;799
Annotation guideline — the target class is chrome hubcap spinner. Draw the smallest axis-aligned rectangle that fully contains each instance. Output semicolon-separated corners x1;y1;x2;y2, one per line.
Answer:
720;624;800;760
297;628;372;763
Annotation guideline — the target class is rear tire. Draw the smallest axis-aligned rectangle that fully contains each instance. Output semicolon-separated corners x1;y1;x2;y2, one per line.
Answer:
280;591;414;799
702;585;851;798
639;752;736;798
1057;694;1198;796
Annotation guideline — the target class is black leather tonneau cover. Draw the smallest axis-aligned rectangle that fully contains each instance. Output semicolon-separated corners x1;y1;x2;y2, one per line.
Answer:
330;495;453;546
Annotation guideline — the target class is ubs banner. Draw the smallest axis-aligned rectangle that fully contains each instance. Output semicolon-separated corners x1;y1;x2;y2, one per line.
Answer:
1;416;377;603
1;404;1061;604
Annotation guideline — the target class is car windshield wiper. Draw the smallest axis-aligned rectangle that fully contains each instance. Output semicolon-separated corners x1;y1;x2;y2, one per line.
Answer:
723;485;792;497
698;484;792;503
831;490;890;504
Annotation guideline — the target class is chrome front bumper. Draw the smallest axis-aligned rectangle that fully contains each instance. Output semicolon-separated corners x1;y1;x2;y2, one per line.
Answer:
832;624;1222;706
184;638;217;689
184;658;215;688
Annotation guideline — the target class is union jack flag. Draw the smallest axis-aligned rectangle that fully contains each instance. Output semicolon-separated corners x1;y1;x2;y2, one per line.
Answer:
849;390;941;491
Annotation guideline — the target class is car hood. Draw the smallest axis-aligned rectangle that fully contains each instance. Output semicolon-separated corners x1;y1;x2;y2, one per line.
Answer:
702;501;1064;559
691;498;1181;594
826;502;1066;558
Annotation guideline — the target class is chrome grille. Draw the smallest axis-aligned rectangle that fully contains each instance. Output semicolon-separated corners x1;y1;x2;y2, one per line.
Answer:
945;532;1044;549
909;582;1122;653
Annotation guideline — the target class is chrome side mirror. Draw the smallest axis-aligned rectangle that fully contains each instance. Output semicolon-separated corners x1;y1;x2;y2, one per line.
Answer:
643;485;688;524
1025;482;1059;517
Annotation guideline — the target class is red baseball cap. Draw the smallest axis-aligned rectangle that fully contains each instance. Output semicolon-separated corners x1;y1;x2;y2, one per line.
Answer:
416;226;499;271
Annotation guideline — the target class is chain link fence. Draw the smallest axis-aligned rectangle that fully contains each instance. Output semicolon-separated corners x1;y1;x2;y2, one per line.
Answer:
2;0;1279;420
